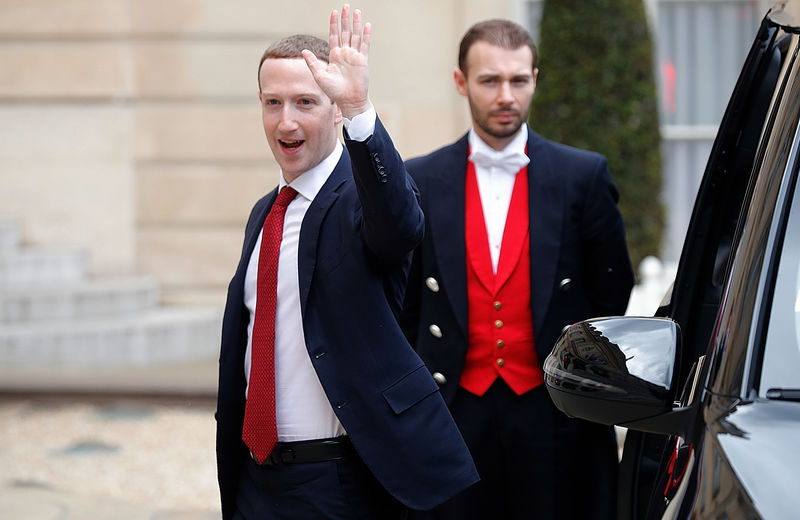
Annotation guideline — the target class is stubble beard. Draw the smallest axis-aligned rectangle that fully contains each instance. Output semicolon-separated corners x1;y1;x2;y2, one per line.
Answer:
470;103;528;141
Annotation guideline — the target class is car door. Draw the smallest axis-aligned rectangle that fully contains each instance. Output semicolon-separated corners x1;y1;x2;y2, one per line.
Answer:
618;9;799;519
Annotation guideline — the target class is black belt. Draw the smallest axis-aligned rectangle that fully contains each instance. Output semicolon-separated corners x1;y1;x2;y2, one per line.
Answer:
250;436;354;466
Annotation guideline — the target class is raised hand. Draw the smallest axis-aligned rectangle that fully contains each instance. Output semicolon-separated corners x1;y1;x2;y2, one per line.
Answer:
302;4;372;119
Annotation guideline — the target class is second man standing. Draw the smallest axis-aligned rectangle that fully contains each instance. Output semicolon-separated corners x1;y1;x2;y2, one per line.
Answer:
402;19;635;520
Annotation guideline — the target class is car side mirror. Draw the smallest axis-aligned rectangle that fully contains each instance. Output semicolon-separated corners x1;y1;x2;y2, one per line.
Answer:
544;316;695;437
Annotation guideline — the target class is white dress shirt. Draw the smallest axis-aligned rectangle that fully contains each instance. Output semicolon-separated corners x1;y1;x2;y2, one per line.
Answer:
243;107;376;441
468;124;530;273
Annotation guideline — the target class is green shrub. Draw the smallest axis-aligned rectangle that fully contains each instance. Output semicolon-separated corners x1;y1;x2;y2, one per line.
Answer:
530;0;663;271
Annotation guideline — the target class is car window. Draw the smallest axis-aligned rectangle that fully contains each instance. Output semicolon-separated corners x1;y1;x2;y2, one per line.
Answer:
760;159;800;396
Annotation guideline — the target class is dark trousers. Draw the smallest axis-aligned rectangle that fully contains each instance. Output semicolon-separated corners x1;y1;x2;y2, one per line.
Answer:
412;381;617;520
234;449;407;520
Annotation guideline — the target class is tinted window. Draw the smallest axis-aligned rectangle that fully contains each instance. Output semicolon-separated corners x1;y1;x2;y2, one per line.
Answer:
761;154;800;396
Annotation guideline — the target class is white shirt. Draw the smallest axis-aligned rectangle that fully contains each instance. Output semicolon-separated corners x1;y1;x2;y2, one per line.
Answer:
243;107;376;441
468;124;530;272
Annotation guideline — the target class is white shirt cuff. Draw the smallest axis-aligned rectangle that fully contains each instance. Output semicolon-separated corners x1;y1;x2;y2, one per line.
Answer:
342;105;377;142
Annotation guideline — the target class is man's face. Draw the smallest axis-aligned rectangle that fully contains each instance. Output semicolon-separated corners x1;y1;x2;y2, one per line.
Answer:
258;58;342;182
455;41;538;150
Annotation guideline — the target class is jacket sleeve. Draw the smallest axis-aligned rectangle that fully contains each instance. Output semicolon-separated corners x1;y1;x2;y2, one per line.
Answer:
579;156;635;317
343;117;424;262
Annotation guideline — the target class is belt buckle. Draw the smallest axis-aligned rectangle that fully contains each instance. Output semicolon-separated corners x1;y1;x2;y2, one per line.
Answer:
250;446;297;466
272;446;296;464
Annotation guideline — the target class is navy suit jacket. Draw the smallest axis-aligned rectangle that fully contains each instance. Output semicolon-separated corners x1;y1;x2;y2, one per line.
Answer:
216;119;478;519
402;128;635;404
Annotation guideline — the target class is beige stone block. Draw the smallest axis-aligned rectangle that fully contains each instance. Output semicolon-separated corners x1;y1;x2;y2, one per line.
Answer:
135;105;269;161
127;0;330;35
0;43;132;99
160;285;228;307
376;105;468;159
0;106;133;159
0;0;131;36
133;41;260;100
0;0;339;37
366;2;460;107
0;0;467;37
458;0;513;30
137;163;278;225
138;226;244;288
0;160;136;276
0;106;136;275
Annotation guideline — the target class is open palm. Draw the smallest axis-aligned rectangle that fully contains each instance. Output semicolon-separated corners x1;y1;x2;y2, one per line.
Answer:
303;5;372;119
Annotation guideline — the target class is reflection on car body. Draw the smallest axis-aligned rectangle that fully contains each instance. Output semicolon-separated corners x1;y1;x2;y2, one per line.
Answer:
543;7;800;519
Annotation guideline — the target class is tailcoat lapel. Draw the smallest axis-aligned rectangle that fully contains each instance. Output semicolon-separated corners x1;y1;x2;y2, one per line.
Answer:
427;136;469;337
527;131;563;339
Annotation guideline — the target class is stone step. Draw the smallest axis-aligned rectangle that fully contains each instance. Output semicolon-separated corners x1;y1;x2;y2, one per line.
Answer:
0;276;160;323
0;307;222;368
0;218;22;252
0;246;87;287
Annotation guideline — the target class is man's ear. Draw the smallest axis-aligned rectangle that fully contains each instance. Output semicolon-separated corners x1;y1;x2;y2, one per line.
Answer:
453;67;468;97
257;89;262;103
334;103;343;125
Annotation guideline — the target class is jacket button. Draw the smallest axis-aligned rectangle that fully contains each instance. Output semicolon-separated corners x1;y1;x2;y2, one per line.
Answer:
559;278;573;292
425;277;440;293
429;324;443;338
432;372;447;385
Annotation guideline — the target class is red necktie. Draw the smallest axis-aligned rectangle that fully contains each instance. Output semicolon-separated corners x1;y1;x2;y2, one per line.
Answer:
242;185;298;463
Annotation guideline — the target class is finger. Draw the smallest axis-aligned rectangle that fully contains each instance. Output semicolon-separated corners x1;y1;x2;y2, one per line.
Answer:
361;22;371;57
301;49;325;81
351;8;362;51
340;4;351;48
329;9;340;50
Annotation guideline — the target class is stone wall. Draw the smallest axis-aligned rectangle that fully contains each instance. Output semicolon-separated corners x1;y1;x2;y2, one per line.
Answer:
2;0;790;305
0;0;515;305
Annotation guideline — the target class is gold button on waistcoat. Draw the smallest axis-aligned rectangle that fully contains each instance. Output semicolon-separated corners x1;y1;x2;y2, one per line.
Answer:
496;339;505;348
494;301;502;310
494;320;503;329
496;358;505;367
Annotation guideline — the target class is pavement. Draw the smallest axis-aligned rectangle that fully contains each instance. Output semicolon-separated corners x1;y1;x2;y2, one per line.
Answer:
0;358;629;519
0;358;222;520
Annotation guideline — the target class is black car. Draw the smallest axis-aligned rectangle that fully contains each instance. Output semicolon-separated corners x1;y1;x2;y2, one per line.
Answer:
543;7;800;520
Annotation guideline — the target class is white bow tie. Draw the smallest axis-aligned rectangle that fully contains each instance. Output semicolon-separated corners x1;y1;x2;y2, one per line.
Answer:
469;148;530;172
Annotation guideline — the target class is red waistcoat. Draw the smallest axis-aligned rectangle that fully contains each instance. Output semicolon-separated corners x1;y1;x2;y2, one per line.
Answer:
460;159;543;396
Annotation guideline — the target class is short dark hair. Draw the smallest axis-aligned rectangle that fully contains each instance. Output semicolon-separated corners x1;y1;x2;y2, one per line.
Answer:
458;19;538;74
257;34;330;89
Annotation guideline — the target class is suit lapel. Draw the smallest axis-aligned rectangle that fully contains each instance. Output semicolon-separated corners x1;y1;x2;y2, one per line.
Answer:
528;131;563;338
236;190;277;282
426;136;469;337
297;151;350;313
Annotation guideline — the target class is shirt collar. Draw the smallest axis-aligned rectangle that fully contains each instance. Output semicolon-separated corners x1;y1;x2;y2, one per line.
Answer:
279;142;344;202
468;123;529;160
